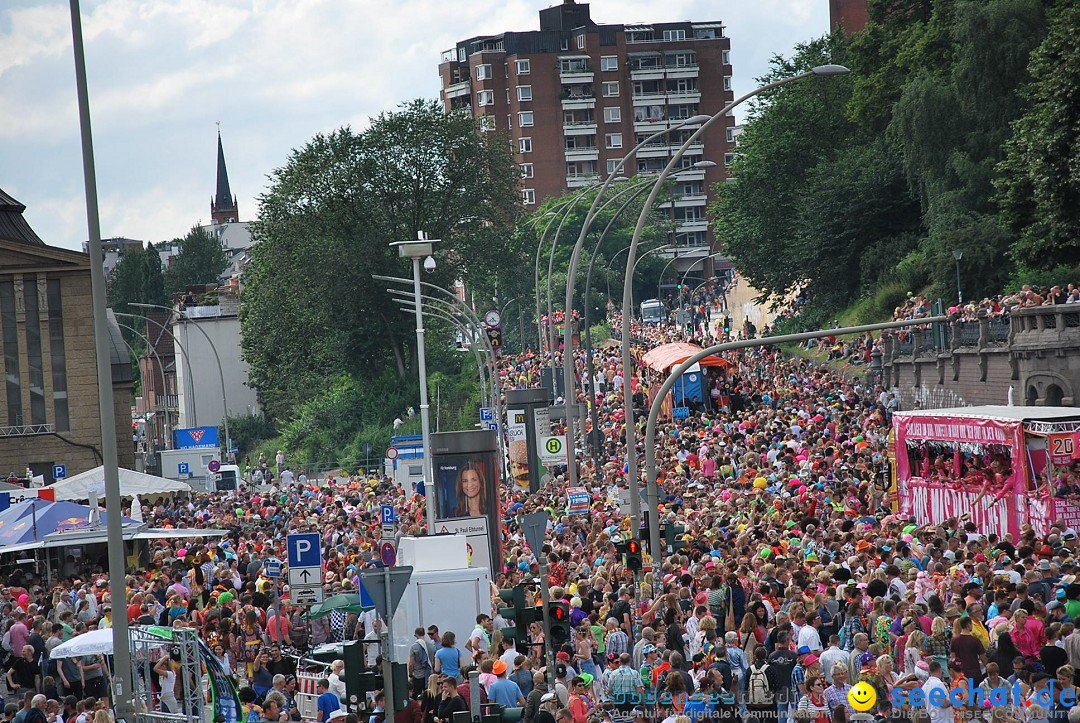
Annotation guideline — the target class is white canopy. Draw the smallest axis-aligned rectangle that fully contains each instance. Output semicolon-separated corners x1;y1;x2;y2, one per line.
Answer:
46;467;191;501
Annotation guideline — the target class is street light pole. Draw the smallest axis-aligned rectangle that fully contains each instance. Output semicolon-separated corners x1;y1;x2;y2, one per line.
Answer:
116;323;172;450
67;1;133;716
131;303;231;461
390;237;439;534
953;250;963;305
642;315;946;562
620;64;850;535
115;312;198;428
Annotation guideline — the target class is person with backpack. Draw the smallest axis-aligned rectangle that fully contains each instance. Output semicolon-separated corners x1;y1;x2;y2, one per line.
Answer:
745;646;778;723
410;627;434;698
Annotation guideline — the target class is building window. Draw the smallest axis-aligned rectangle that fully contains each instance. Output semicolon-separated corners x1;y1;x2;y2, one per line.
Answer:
520;163;534;179
560;37;569;51
23;276;45;425
46;279;68;432
606;159;621;175
606;133;623;149
479;115;495;131
602;81;619;97
517;85;533;101
667;52;695;67
518;111;534;127
516;59;531;75
724;76;732;91
725;153;735;167
0;281;21;426
522;189;536;205
504;63;509;78
726;128;736;143
663;29;687;41
477;90;494;106
577;34;585;50
475;64;492;80
604;107;621;123
722;50;731;65
600;56;618;71
519;137;532;153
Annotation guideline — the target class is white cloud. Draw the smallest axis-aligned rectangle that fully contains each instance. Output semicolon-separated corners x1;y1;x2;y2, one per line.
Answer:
0;0;829;251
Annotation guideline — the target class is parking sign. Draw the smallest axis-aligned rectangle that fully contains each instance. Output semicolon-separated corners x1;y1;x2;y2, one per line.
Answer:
52;465;66;480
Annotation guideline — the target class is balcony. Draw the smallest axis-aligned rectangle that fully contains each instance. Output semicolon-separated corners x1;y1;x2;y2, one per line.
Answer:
561;95;596;110
636;143;670;159
566;173;600;188
670;168;705;181
155;394;179;411
560;69;595;83
629;66;665;81
666;64;699;79
672;193;708;207
676;219;709;233
667;90;702;103
632;92;668;107
564;146;599;161
445;80;470;99
563;120;597;135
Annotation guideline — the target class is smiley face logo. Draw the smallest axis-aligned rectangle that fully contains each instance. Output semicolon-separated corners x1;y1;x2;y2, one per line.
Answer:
848;681;877;712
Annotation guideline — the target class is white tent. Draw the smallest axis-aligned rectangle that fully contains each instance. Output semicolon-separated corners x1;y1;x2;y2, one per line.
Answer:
46;467;191;501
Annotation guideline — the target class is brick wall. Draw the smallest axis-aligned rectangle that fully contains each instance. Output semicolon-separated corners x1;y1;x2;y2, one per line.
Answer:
887;350;1014;411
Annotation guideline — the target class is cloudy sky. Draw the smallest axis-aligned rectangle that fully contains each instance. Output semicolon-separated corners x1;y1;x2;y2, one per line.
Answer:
0;0;828;251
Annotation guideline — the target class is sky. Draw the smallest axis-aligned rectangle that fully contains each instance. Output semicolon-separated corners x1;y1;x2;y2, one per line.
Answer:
0;0;829;252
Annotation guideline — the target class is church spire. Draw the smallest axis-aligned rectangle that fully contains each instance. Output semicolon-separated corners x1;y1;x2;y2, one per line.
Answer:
211;124;239;224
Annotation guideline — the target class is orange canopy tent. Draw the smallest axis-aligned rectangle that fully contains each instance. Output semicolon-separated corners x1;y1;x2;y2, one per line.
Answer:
640;342;732;374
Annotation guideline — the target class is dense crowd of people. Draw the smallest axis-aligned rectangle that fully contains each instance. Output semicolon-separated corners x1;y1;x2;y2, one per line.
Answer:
3;282;1080;723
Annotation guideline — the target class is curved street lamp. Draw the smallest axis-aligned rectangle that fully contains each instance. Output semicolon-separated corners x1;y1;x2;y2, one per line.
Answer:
619;64;851;532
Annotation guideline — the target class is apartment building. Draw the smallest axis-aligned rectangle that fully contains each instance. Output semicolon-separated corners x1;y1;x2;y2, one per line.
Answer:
438;0;735;268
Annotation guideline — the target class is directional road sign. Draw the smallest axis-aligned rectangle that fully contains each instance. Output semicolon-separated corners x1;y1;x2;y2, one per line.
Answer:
53;465;66;480
287;532;322;568
479;407;494;422
288;567;321;588
265;560;281;578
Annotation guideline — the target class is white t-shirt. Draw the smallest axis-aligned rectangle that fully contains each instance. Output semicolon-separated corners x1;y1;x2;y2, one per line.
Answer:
797;624;822;653
921;677;952;723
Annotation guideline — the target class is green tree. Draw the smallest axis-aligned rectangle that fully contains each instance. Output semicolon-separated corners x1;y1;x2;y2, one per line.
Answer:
163;226;228;295
243;99;520;420
107;243;168;335
996;2;1080;268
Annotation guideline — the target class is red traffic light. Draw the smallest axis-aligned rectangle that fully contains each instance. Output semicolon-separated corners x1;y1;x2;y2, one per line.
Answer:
551;605;566;621
627;540;640;554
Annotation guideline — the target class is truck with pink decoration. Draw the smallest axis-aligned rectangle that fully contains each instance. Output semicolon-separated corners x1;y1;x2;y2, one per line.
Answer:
893;406;1080;537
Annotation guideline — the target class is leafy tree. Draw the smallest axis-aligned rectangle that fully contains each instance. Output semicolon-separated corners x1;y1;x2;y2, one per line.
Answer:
243;99;520;420
108;243;168;336
996;1;1080;268
164;225;228;295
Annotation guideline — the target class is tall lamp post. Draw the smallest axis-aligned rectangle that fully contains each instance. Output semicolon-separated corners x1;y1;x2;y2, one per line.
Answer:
67;1;133;716
620;64;851;534
389;236;439;534
115;311;198;428
131;303;232;461
953;250;963;305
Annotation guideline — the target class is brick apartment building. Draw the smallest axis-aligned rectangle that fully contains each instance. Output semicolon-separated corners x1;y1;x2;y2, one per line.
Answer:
438;0;735;275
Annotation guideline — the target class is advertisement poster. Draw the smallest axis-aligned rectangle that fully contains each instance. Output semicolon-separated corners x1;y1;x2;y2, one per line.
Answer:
507;408;531;493
435;453;497;520
434;517;492;571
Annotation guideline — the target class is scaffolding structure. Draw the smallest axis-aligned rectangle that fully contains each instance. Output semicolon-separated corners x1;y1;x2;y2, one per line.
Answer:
131;627;205;723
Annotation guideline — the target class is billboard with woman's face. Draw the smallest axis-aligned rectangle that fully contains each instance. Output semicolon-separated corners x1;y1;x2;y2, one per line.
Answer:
435;456;493;519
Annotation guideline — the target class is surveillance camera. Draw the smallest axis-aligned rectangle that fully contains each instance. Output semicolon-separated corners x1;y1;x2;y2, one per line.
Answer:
423;256;436;272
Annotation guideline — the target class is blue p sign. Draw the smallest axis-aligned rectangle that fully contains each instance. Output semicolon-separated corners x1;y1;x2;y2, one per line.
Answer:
52;465;66;480
178;462;190;475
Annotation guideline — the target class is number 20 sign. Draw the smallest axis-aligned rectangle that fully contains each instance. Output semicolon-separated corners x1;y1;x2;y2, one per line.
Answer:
1049;433;1078;466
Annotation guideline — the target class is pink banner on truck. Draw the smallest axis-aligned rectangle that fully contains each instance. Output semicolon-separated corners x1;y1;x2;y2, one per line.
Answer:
897;479;1026;538
894;415;1023;480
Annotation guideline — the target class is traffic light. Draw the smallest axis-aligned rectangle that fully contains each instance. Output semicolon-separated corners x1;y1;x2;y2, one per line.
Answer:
499;585;539;641
723;316;732;334
548;601;571;645
485;326;503;351
625;538;643;572
661;524;687;555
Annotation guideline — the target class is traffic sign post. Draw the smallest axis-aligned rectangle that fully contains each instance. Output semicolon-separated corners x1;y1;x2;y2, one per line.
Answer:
177;462;190;477
479;408;494;422
386;447;399;461
208;459;221;474
360;566;414;714
286;532;324;606
380;541;397;567
265;560;281;578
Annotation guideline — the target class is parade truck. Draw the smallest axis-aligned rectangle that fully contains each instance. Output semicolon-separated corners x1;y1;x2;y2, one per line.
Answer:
893;406;1080;537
